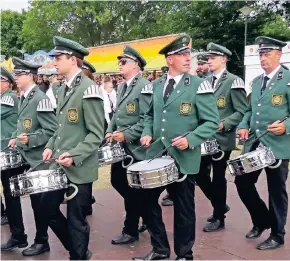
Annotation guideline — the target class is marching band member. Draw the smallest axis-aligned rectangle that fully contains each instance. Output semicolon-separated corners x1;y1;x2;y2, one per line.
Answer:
236;36;289;250
0;67;19;229
196;54;211;78
195;43;248;232
105;45;151;244
2;58;57;257
137;34;219;260
42;36;104;260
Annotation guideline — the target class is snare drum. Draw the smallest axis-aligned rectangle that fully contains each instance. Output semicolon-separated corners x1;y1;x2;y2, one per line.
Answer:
127;158;179;189
9;168;68;197
0;149;24;170
98;142;126;166
227;147;276;176
201;139;219;156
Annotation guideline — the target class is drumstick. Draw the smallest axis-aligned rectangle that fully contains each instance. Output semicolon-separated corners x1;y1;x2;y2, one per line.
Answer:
115;126;132;133
131;144;145;153
131;137;162;153
1;146;10;152
101;126;132;146
148;132;190;163
249;115;289;146
27;154;81;174
0;132;39;142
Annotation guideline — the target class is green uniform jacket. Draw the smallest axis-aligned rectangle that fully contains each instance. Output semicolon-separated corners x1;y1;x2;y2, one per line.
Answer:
238;66;290;159
46;72;105;184
12;86;57;169
106;73;152;160
142;73;219;175
52;82;62;97
201;71;212;79
207;70;248;151
1;89;19;148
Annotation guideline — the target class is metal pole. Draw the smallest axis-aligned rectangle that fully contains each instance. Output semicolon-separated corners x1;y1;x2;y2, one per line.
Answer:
243;15;248;79
244;15;248;48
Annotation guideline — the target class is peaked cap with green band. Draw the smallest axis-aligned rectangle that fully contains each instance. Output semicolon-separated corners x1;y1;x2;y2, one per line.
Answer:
12;57;41;75
159;33;191;56
82;60;96;73
1;66;16;84
117;45;147;68
255;36;287;53
49;36;89;60
196;53;208;64
207;42;232;57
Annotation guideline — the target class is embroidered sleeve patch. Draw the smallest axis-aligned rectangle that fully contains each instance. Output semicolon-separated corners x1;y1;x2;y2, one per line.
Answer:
83;85;104;100
23;118;32;130
141;84;153;94
196;80;214;94
231;77;245;89
37;99;54;112
0;96;14;107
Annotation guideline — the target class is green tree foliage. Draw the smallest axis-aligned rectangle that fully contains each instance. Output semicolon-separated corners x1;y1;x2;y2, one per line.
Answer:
1;0;289;75
1;10;26;58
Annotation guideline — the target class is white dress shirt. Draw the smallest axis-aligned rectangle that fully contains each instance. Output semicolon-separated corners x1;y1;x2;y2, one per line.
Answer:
163;74;184;96
65;69;82;88
126;73;140;87
46;86;57;109
107;89;117;111
100;85;111;124
23;84;36;98
263;65;281;86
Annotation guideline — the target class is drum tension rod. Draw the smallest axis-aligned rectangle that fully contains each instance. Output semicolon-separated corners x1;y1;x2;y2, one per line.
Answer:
148;132;190;163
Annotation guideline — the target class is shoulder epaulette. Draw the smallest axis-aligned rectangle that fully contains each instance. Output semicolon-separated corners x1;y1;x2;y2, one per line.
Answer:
231;77;245;89
83;85;104;100
196;80;214;94
0;95;15;107
141;83;153;94
37;98;54;112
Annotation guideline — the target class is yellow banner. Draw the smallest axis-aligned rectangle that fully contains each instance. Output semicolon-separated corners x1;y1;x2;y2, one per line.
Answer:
86;34;190;73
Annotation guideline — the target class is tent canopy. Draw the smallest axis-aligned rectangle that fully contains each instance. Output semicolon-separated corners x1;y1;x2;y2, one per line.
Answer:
86;34;188;74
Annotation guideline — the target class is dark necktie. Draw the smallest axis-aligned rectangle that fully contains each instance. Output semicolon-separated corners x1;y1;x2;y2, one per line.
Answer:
107;93;113;110
163;78;175;103
20;95;25;106
212;76;217;89
261;76;270;94
121;83;128;97
64;85;70;96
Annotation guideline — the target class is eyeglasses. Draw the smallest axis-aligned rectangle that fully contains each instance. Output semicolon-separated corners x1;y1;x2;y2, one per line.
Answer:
118;59;137;66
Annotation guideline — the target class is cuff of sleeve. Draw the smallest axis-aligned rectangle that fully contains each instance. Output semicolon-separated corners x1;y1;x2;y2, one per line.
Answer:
67;149;83;166
141;128;153;138
284;119;290;135
186;136;197;150
237;122;249;131
123;130;134;143
221;120;231;132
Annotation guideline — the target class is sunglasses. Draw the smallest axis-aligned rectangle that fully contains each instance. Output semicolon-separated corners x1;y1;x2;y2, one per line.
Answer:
118;59;137;66
12;72;29;78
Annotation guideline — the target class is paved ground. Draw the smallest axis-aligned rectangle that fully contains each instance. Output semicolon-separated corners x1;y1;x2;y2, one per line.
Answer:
1;171;289;260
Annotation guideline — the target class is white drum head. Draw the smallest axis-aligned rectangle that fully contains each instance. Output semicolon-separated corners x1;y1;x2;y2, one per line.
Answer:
128;158;174;172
